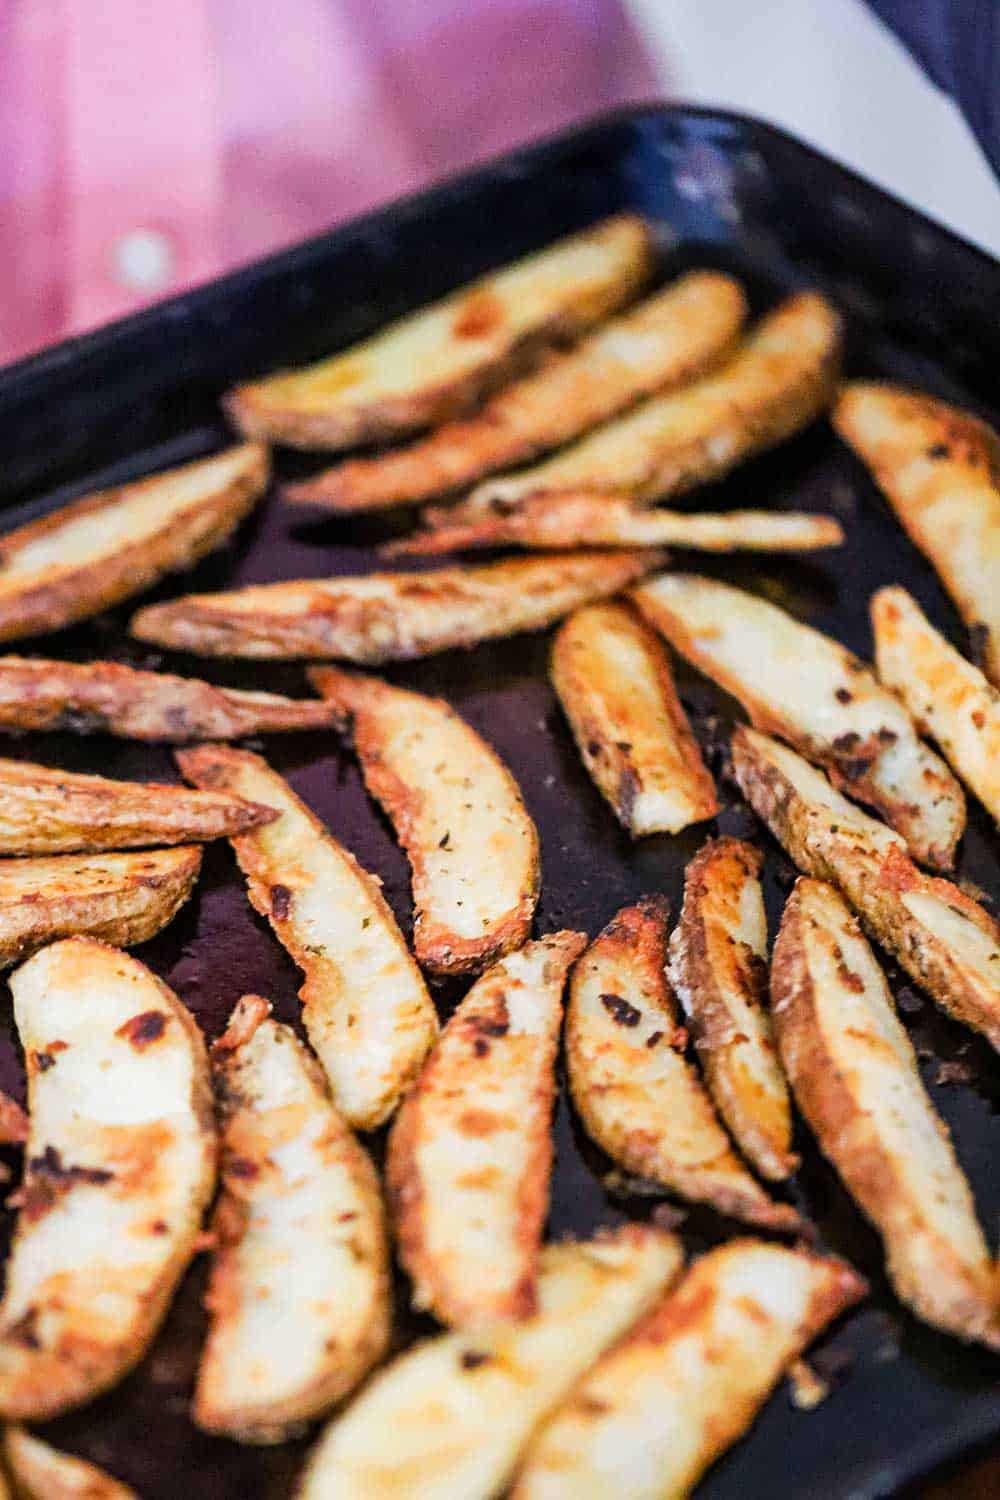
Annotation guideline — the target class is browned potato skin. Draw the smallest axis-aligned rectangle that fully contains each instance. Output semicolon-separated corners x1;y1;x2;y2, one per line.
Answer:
3;1425;139;1499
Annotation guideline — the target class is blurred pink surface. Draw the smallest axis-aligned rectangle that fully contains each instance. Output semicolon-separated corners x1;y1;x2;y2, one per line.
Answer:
0;0;656;364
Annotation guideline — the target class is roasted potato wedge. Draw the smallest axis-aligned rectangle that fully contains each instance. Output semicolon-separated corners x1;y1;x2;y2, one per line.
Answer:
195;996;390;1443
773;878;999;1346
4;1425;138;1499
0;845;201;968
298;1226;684;1500
176;745;437;1130
512;1240;866;1500
130;551;664;662
732;727;1000;1050
309;667;539;976
387;932;585;1327
550;602;718;837
667;838;796;1181
437;292;841;522
566;899;801;1230
0;756;275;856
0;939;216;1419
634;572;964;869
0;656;337;742
286;272;747;509
225;215;652;450
0;444;267;645
835;382;1000;684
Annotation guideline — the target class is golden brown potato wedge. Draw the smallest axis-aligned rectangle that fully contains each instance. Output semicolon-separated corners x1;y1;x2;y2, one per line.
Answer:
176;745;437;1130
550;602;718;837
309;667;539;976
835;382;1000;684
634;572;965;869
286;272;747;509
387;933;585;1328
0;756;275;856
0;1094;27;1147
436;292;841;522
0;656;337;742
872;585;1000;831
297;1227;684;1500
511;1240;866;1500
225;215;652;451
667;838;796;1181
0;444;268;645
130;551;664;662
195;996;390;1443
4;1425;138;1499
732;727;1000;1051
0;938;216;1420
0;846;201;969
566;900;801;1231
773;878;1000;1347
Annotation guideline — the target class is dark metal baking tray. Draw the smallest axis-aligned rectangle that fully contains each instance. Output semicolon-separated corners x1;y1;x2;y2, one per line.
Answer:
2;105;1000;1499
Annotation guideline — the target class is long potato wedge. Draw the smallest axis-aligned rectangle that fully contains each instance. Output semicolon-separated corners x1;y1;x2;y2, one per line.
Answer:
130;551;664;662
387;933;585;1327
0;656;337;742
297;1226;684;1500
667;838;796;1181
436;292;841;522
566;899;801;1231
0;444;268;644
511;1240;866;1500
732;727;1000;1050
195;996;390;1443
834;382;1000;684
773;878;1000;1346
286;272;747;509
4;1426;138;1499
0;939;216;1419
309;667;539;976
634;572;965;869
176;745;437;1129
225;215;652;451
549;603;718;837
0;757;275;856
872;585;1000;830
0;846;202;968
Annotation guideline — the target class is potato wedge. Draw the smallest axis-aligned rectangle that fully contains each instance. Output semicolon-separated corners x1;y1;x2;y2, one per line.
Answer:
511;1240;866;1500
297;1226;684;1500
0;846;201;969
176;745;437;1130
566;899;801;1230
0;757;275;856
286;272;747;509
387;932;585;1327
732;727;1000;1050
130;551;665;662
773;878;999;1346
225;215;653;450
309;668;539;976
634;572;964;869
872;585;1000;830
4;1426;138;1499
0;656;337;742
835;382;1000;684
549;602;717;837
195;996;389;1443
667;838;796;1181
437;292;841;522
0;444;267;645
0;938;216;1419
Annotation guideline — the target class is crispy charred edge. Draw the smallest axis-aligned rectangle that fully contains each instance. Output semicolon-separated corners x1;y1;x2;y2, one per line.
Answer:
3;1424;139;1499
387;932;586;1326
0;446;269;645
668;838;797;1181
771;880;1000;1348
550;602;718;836
309;666;540;976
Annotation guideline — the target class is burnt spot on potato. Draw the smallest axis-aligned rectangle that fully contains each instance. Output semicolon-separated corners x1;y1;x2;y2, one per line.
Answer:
270;884;293;920
116;1010;168;1049
600;992;642;1027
